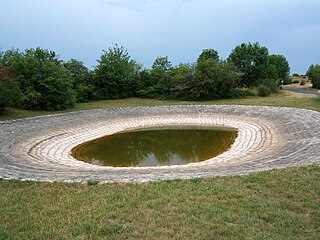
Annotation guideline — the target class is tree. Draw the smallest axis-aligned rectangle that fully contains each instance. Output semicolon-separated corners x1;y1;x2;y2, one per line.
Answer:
213;61;242;98
64;59;94;102
228;42;269;87
35;76;76;110
147;56;173;98
4;47;76;110
0;67;23;113
197;49;219;63
64;59;89;78
191;59;218;100
190;54;241;100
94;45;138;99
307;64;320;89
267;54;290;80
135;69;152;98
171;63;195;99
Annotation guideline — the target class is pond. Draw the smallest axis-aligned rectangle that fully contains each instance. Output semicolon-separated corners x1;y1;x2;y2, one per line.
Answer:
71;126;238;167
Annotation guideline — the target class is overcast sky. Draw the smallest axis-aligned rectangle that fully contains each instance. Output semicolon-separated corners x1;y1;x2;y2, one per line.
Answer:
1;0;319;73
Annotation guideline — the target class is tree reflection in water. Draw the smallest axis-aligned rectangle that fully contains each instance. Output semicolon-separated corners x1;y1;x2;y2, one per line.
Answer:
72;127;238;167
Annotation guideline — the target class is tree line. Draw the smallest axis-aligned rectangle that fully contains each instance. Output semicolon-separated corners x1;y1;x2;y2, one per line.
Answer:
0;42;299;114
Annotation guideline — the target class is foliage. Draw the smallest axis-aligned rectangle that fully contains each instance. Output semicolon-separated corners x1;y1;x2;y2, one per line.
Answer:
0;75;23;113
135;69;152;98
257;85;272;97
190;58;241;100
258;78;278;93
146;56;173;98
0;47;76;110
0;65;23;113
197;49;219;63
228;43;290;93
64;58;89;78
306;64;320;89
0;44;294;111
94;45;138;99
171;63;195;99
228;42;269;87
33;76;76;110
64;59;94;102
267;54;290;80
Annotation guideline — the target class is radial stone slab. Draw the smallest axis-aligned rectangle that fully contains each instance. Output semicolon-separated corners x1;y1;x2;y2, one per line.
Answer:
0;105;319;183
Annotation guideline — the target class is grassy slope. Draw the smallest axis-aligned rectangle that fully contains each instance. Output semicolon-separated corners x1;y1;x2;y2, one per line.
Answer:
0;90;319;239
1;90;319;121
0;166;319;239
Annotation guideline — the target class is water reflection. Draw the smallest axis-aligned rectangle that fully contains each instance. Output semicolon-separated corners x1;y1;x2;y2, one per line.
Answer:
72;127;238;167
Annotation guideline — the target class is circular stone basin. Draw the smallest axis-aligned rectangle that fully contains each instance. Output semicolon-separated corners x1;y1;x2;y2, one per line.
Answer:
71;126;238;167
1;105;319;183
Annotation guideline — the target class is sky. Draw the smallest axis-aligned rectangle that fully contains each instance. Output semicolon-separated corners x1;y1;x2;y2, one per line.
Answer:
1;0;319;74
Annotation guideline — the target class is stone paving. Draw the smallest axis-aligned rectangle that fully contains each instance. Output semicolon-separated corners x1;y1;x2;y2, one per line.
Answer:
0;105;319;183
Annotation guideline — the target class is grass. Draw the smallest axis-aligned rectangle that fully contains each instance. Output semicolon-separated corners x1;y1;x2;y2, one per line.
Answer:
0;165;319;239
1;90;319;121
0;90;319;239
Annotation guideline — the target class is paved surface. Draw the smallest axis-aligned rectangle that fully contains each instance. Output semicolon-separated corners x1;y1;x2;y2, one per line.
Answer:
282;85;319;95
0;105;319;183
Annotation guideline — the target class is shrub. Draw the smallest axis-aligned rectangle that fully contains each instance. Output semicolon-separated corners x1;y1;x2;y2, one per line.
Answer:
257;85;271;97
24;77;76;111
306;64;320;89
292;80;300;84
0;77;23;113
227;88;255;98
259;79;278;93
281;78;292;85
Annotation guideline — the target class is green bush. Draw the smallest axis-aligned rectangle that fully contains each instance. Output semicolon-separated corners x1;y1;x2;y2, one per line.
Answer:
307;64;320;89
0;77;23;114
257;85;271;97
259;79;278;93
281;78;292;85
226;88;255;98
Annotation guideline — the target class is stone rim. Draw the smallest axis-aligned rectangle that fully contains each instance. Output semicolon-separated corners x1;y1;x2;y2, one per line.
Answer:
0;105;319;183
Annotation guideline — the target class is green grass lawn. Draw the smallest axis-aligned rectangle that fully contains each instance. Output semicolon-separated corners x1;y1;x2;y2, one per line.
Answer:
0;166;319;239
0;90;319;239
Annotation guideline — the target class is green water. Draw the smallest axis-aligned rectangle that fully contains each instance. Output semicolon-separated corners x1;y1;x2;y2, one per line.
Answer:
72;126;238;167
